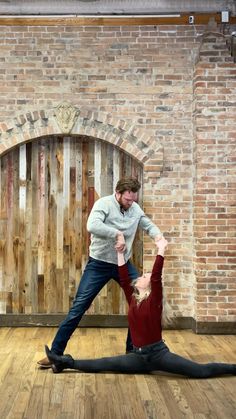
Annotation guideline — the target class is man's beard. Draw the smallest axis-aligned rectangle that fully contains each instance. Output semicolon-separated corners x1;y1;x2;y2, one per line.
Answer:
117;196;129;211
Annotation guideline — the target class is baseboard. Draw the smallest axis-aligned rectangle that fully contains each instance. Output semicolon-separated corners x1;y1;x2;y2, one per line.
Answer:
0;314;235;334
193;321;236;334
0;314;129;328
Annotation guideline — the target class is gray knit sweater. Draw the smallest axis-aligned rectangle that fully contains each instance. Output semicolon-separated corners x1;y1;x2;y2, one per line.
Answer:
87;194;161;264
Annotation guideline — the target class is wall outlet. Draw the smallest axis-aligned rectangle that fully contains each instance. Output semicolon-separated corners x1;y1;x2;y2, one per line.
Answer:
221;10;229;23
189;15;194;24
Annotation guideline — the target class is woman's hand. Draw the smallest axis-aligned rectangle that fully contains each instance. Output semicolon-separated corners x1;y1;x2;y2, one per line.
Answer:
115;231;126;252
156;237;168;256
115;238;126;266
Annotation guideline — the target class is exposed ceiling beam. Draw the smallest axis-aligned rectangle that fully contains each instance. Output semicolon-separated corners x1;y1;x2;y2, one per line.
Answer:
0;0;235;16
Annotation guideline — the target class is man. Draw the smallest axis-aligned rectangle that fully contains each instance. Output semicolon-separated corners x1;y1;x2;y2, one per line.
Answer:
38;177;162;368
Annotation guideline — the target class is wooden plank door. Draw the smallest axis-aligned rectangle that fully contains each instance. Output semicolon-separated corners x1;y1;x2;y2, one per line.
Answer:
0;136;143;317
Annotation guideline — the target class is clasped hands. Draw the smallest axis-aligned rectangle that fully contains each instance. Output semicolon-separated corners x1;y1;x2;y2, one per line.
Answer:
115;232;167;253
115;232;126;252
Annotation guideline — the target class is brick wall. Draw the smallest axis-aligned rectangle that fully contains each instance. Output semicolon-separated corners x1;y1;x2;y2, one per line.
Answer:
193;32;236;330
0;23;235;330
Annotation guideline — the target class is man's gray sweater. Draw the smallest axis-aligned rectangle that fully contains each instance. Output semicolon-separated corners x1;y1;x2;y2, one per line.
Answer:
87;194;161;264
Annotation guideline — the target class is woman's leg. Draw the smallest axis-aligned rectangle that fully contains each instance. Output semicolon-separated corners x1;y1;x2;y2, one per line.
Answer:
46;346;150;374
73;353;149;374
156;351;236;378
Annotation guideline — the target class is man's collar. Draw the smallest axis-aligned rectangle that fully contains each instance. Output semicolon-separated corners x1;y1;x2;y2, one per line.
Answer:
113;193;127;214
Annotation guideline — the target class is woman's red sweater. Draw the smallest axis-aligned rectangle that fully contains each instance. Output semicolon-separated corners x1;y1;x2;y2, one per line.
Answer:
118;255;164;348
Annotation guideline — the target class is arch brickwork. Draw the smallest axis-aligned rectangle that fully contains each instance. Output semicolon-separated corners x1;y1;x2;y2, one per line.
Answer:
0;104;163;184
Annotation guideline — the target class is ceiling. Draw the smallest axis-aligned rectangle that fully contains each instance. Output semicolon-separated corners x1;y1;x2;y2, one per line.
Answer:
0;0;235;16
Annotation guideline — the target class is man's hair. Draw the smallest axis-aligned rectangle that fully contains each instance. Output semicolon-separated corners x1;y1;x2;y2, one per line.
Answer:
115;177;141;194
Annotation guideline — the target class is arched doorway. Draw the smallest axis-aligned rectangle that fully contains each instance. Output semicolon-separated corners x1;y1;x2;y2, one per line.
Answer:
0;135;143;319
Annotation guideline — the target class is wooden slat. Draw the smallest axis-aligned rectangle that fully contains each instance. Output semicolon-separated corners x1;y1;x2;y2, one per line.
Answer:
0;163;6;309
113;147;120;190
81;141;89;272
62;137;70;312
18;145;27;314
38;142;46;276
24;145;34;314
73;139;83;299
94;141;108;311
56;137;64;270
37;274;44;314
47;138;58;313
94;140;102;199
6;154;14;313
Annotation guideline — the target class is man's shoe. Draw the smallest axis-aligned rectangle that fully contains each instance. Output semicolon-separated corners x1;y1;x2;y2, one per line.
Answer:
45;345;74;373
37;356;52;369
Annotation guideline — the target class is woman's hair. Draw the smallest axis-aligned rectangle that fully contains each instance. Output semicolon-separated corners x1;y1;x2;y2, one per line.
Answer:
132;282;151;304
161;294;172;327
132;281;172;327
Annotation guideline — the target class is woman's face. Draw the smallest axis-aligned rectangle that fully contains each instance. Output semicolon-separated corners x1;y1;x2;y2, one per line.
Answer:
135;273;151;290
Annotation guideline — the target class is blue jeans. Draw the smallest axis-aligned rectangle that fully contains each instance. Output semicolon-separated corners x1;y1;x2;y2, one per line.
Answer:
51;257;138;355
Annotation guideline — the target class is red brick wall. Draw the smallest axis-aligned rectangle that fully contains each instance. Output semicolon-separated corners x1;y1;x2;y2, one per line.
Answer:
0;23;235;329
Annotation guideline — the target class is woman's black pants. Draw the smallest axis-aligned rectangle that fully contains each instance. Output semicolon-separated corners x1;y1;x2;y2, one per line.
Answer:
72;340;236;378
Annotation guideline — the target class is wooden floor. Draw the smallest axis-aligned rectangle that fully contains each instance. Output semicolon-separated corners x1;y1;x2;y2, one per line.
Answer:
0;328;235;419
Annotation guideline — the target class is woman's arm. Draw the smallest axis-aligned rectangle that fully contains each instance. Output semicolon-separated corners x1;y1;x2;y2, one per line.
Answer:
116;247;133;304
150;238;168;303
117;247;126;266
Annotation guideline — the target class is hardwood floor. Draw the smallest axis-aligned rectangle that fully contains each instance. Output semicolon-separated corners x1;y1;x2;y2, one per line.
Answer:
0;328;235;419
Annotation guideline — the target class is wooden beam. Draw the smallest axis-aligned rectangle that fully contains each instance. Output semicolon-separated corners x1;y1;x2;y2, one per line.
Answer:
0;14;236;26
0;313;192;328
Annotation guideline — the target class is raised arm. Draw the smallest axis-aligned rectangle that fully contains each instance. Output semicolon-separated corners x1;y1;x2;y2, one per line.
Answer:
117;247;126;267
150;237;168;302
115;244;133;304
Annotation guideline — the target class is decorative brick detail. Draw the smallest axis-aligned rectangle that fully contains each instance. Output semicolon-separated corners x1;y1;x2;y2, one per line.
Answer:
0;106;163;173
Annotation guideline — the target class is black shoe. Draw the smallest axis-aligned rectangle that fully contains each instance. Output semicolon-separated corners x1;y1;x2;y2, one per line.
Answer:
45;345;74;373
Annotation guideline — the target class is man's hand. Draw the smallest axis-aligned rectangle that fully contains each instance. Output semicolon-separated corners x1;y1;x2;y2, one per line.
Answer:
115;231;126;252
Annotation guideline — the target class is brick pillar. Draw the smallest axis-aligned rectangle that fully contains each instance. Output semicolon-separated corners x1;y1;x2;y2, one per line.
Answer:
193;32;236;332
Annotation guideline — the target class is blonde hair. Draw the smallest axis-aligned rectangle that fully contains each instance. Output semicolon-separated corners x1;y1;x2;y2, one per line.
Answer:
132;282;172;327
132;284;151;304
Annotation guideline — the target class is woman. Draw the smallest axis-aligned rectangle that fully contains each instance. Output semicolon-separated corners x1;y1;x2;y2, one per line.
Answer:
45;238;236;377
